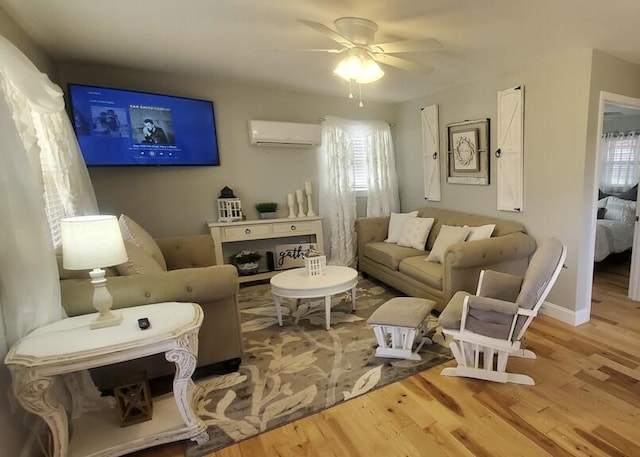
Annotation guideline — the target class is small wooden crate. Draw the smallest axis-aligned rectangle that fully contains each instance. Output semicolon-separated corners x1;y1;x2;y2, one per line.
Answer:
114;371;153;427
217;198;243;222
304;255;326;277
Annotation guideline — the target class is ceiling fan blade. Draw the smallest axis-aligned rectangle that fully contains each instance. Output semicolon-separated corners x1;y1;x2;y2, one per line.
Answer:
374;38;443;54
299;19;353;48
257;48;343;53
373;54;434;74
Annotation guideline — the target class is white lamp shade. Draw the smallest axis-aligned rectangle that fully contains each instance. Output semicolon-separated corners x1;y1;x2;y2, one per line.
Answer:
60;215;128;270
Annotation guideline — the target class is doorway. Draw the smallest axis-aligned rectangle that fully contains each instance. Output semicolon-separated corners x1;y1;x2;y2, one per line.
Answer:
591;93;640;314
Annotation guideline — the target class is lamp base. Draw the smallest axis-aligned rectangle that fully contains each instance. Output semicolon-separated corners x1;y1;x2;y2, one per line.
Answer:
90;312;123;330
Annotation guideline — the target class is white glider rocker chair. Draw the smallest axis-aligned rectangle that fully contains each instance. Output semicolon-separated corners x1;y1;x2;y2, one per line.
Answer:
438;237;566;385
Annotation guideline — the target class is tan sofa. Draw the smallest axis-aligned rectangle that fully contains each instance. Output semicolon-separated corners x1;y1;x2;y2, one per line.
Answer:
59;233;243;389
355;207;537;312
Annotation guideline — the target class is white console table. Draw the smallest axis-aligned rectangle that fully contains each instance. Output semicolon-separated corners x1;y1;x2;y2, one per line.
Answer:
207;216;324;283
4;302;208;457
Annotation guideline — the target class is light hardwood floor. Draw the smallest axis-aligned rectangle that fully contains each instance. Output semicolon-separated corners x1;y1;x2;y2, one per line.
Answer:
133;268;640;457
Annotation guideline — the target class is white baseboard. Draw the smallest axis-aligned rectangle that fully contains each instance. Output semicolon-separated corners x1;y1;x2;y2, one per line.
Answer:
540;301;590;326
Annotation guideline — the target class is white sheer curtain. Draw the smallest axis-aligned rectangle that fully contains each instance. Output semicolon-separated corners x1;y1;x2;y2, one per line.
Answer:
599;132;640;193
318;116;399;266
318;116;357;266
0;34;97;356
363;121;399;216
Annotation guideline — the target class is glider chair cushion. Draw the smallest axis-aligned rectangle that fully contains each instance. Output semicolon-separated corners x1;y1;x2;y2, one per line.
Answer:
438;237;566;385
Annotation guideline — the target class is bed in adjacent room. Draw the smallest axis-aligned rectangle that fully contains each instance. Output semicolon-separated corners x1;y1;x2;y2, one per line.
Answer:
595;196;636;262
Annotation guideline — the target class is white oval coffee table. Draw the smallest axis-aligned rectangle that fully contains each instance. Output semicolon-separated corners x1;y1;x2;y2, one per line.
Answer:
270;266;358;330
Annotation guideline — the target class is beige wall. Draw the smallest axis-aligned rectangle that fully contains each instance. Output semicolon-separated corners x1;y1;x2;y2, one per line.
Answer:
396;49;594;311
576;50;640;313
56;62;397;237
1;7;57;457
0;8;56;79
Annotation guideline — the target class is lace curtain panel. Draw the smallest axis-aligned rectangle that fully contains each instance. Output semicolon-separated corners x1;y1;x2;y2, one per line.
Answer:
600;132;640;193
318;117;357;267
318;117;399;266
0;34;97;355
364;122;400;217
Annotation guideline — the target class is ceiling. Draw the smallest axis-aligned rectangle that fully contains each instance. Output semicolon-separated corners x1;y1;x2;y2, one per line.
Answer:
3;0;640;103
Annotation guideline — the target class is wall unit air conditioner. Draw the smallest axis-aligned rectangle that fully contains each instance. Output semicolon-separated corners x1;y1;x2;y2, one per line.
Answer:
248;120;321;147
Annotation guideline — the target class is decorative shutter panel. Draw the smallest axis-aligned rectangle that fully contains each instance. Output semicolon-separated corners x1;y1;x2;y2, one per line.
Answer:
497;86;524;212
422;105;441;201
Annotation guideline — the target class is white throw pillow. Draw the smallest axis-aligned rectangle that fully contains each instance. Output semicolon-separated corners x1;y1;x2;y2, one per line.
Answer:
426;225;471;263
397;217;435;251
119;214;167;270
465;224;495;241
116;241;164;276
385;211;419;243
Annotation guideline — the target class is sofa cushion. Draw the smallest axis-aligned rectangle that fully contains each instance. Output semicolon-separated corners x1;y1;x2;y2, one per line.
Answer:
397;217;434;251
399;256;443;289
427;225;470;263
119;214;167;270
385;211;418;243
363;242;425;271
116;241;165;276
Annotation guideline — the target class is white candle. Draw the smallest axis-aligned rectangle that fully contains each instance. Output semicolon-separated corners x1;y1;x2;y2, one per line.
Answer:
296;189;304;201
287;193;295;206
305;181;312;194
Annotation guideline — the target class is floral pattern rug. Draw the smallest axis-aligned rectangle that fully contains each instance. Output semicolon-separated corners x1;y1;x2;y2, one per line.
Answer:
186;276;452;456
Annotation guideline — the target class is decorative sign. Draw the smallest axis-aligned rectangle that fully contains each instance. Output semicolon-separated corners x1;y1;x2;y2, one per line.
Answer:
274;243;317;270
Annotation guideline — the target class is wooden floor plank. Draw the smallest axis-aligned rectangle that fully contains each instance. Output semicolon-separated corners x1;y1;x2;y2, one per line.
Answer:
132;267;640;457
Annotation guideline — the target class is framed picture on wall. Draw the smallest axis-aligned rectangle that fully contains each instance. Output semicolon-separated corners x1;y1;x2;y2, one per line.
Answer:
451;129;480;172
447;119;490;185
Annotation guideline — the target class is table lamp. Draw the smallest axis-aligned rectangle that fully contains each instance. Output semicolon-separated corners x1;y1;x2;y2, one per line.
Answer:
60;215;128;329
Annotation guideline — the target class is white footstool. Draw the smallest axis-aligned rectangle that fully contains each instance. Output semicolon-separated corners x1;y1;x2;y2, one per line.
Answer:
367;297;436;361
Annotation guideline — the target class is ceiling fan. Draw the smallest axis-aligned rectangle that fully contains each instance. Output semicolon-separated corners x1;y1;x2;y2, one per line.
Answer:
298;16;442;81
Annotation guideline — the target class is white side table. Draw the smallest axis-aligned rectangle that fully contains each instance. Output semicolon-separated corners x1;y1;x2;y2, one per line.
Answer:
4;302;208;457
270;266;358;330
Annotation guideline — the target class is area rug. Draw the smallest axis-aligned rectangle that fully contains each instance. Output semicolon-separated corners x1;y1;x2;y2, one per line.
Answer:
186;277;452;456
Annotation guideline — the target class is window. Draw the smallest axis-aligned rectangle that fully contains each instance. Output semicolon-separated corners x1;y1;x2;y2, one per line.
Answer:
600;132;640;193
352;126;368;192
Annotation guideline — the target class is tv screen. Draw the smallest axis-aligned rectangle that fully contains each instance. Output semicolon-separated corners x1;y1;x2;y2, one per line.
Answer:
68;84;220;166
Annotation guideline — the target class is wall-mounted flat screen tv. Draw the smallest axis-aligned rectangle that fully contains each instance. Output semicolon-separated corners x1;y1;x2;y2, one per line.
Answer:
68;84;220;166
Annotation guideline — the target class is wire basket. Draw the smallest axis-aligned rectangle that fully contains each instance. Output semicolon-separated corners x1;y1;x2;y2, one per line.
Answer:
304;255;326;277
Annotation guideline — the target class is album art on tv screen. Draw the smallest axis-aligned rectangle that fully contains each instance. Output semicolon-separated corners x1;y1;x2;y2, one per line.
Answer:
69;84;220;166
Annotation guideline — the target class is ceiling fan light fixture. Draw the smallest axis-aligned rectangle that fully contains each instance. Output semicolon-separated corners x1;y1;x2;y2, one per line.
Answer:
357;58;384;84
333;49;383;84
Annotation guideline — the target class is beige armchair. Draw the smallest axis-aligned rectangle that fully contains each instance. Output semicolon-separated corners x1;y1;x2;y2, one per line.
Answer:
438;237;566;385
59;223;243;389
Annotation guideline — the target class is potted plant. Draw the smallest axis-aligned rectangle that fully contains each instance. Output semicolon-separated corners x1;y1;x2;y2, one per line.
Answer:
255;202;278;219
231;250;262;275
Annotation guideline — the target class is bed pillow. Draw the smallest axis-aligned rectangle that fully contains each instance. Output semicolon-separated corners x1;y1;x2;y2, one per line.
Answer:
618;184;638;201
426;225;471;263
385;211;419;243
397;217;435;251
465;224;496;241
603;197;636;223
